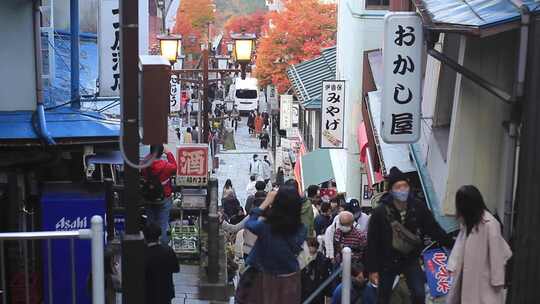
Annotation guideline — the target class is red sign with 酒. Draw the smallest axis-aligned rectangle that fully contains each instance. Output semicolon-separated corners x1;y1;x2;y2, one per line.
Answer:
176;145;209;186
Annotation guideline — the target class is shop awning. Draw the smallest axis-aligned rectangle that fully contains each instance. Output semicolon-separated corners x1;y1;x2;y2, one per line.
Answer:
302;97;322;110
358;122;383;186
299;149;334;191
415;0;540;36
287;46;337;103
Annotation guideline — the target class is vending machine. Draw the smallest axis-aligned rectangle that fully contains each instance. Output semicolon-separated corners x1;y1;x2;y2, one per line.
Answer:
41;183;105;304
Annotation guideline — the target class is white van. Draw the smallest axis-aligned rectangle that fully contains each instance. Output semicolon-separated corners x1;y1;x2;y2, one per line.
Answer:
231;77;259;113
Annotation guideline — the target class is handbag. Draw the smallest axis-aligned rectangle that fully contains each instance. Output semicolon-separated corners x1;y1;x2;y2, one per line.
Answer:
385;205;422;255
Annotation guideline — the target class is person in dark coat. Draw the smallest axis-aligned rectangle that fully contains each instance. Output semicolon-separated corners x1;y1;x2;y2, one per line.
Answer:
301;238;333;304
245;181;267;214
366;167;453;304
314;202;333;236
144;223;180;304
247;111;255;134
222;189;242;219
275;167;285;187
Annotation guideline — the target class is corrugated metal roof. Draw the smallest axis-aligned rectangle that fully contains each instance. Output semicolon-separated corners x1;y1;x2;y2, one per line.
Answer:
416;0;540;33
302;96;322;109
287;46;337;103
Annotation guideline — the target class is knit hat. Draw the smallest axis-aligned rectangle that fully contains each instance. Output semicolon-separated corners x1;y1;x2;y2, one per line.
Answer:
387;167;408;189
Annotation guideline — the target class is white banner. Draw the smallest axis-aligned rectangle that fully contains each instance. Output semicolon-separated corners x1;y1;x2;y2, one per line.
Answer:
321;80;345;149
292;101;299;125
280;95;293;130
381;12;423;143
170;75;181;112
98;0;120;97
98;0;148;97
268;85;278;111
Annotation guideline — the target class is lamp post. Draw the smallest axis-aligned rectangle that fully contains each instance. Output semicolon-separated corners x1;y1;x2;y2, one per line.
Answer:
231;32;256;79
157;32;182;65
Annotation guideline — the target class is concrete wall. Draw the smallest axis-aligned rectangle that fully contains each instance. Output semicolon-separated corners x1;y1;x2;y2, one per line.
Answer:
443;31;517;215
419;31;518;216
334;0;385;199
0;1;37;112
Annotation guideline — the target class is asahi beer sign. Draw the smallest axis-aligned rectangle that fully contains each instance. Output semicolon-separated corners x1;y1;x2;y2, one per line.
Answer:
381;12;423;143
280;95;293;130
98;0;121;97
321;80;345;149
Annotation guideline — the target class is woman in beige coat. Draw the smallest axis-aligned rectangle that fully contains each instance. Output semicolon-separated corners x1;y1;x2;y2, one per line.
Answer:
447;185;512;304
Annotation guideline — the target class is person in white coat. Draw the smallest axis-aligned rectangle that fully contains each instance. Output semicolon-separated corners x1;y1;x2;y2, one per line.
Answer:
323;207;370;262
261;156;272;185
447;185;511;304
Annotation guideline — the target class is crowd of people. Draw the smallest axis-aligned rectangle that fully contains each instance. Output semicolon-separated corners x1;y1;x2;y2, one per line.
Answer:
218;166;512;304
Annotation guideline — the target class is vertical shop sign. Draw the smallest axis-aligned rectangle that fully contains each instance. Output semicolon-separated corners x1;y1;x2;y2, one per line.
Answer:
176;145;209;186
280;95;293;130
170;75;181;112
321;80;345;148
382;12;423;143
98;0;121;97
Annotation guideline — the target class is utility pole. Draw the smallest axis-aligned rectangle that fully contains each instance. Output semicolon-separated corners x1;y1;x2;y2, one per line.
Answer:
202;48;210;143
119;1;145;303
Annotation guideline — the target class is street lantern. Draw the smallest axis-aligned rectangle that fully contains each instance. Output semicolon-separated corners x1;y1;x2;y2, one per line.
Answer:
157;32;182;64
173;55;185;70
231;32;256;79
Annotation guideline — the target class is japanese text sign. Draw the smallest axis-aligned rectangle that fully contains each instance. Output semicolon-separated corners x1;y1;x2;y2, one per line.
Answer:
98;0;121;97
423;248;453;298
382;12;423;143
280;95;293;130
170;75;181;112
176;145;209;186
321;80;345;149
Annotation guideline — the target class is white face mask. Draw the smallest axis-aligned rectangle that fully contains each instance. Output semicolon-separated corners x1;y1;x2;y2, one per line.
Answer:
340;226;352;233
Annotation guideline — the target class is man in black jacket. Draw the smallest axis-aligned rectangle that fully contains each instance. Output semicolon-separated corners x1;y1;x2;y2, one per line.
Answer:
144;223;180;304
244;181;267;214
366;167;453;304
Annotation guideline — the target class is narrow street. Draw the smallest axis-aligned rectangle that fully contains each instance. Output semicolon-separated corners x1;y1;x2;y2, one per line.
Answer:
168;111;268;304
213;117;269;205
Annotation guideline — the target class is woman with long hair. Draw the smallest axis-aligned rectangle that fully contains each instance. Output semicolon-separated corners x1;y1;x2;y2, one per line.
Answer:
236;184;307;304
447;185;512;304
222;179;236;198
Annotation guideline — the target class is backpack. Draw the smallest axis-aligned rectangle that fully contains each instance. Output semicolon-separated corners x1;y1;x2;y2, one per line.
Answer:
141;166;165;202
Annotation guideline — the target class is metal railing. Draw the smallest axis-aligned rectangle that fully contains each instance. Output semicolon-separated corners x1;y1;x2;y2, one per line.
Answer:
0;215;105;304
302;247;351;304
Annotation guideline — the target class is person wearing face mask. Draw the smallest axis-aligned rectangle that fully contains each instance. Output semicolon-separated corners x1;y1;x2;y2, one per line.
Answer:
366;167;453;304
324;211;367;265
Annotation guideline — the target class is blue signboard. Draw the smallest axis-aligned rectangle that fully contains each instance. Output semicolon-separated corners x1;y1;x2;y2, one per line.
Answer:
41;185;105;304
423;248;452;298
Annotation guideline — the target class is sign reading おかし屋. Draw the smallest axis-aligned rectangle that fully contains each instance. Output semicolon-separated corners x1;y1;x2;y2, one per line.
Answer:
176;145;209;186
381;12;423;143
321;80;345;149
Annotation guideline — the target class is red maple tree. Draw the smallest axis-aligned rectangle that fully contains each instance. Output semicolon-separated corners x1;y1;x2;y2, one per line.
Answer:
173;0;215;66
254;0;337;93
224;11;267;37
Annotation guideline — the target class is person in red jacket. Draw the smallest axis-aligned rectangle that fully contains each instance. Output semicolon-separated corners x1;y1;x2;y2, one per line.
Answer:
143;144;177;245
